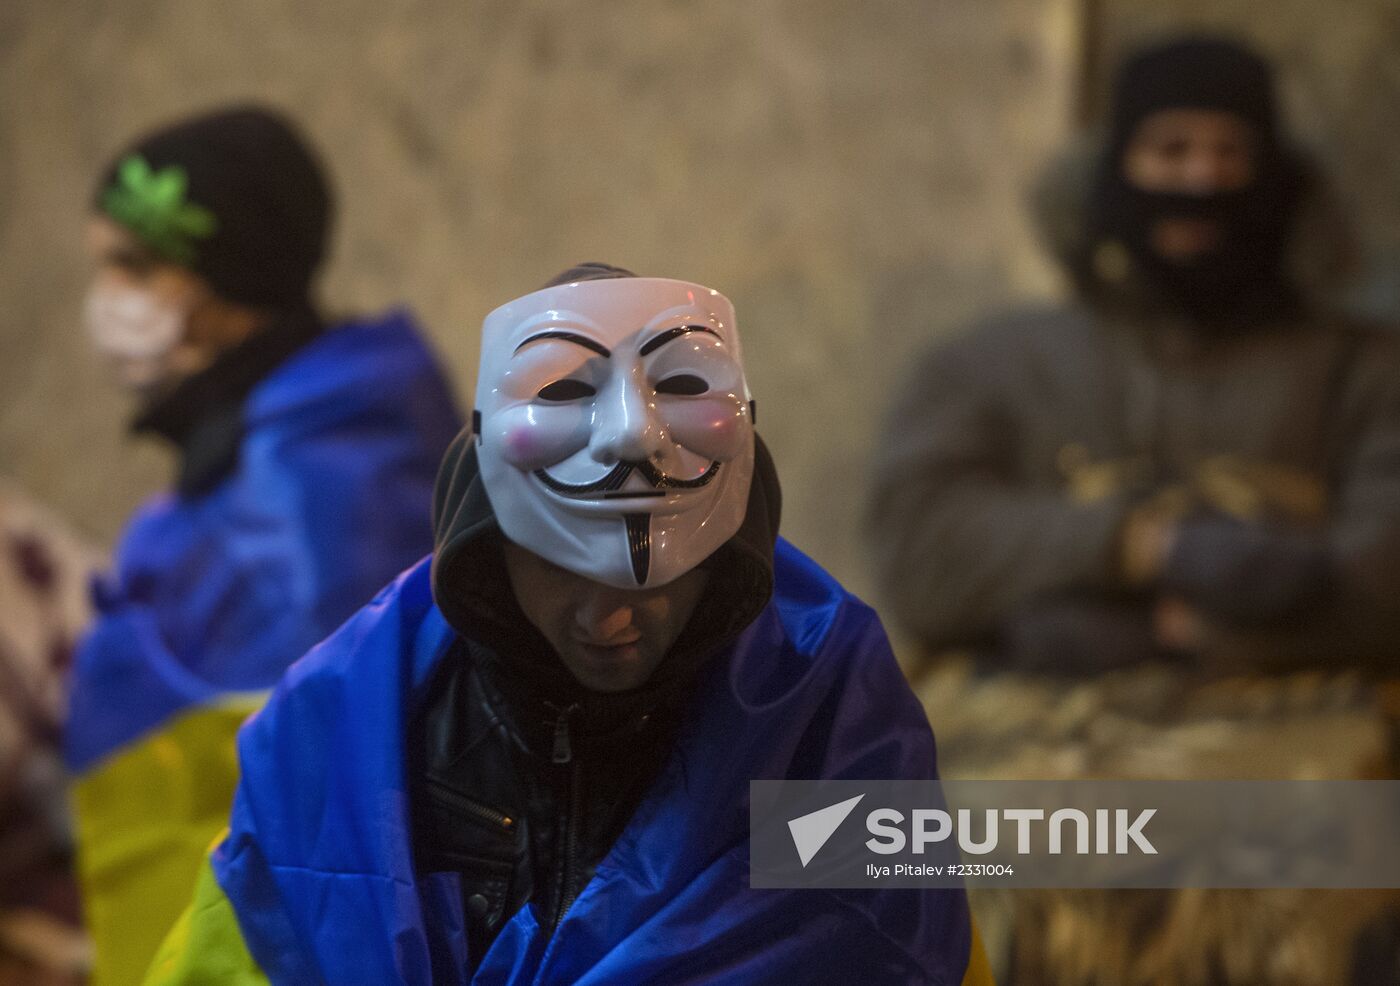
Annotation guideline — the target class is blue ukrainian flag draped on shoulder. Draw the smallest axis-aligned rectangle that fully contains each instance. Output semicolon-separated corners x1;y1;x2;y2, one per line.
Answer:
65;310;462;986
146;544;994;985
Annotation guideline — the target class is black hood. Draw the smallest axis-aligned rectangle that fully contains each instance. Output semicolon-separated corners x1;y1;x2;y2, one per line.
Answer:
429;428;781;729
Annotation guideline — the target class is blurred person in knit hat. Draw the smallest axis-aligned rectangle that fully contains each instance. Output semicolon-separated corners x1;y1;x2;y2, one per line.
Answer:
66;105;461;984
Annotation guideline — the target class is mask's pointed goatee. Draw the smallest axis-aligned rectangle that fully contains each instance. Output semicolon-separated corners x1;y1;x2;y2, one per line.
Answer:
625;514;651;585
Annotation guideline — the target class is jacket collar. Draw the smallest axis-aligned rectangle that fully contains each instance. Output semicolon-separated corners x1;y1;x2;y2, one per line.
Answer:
132;306;323;496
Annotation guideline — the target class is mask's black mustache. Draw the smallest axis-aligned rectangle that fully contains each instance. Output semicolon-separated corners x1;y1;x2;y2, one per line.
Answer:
533;459;721;495
534;461;633;495
632;459;721;489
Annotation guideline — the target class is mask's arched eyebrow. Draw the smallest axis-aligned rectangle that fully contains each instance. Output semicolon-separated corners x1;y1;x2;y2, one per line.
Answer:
638;324;721;356
514;331;610;358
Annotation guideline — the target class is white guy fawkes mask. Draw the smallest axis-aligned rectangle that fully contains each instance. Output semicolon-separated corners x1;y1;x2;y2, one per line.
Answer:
475;276;755;589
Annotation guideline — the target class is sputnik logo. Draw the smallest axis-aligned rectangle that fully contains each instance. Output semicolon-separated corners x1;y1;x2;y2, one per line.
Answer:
788;795;865;867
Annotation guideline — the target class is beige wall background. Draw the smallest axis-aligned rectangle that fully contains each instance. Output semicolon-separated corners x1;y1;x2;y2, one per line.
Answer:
1;0;1395;613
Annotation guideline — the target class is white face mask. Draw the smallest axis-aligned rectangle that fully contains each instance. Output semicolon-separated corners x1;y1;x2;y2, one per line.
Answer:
83;283;187;390
475;277;755;589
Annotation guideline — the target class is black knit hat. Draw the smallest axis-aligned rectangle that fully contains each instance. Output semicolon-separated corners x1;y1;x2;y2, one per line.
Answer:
94;105;333;309
1108;37;1279;156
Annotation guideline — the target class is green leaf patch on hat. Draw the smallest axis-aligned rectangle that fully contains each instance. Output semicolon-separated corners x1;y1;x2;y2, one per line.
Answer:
101;155;218;265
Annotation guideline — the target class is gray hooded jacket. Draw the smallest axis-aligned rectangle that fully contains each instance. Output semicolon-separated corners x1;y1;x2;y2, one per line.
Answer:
870;146;1400;672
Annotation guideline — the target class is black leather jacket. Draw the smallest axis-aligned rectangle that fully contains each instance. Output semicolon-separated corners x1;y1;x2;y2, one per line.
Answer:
418;431;782;966
410;639;682;961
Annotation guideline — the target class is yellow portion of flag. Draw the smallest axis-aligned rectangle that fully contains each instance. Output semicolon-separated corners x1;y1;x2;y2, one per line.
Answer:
72;697;263;986
142;848;268;986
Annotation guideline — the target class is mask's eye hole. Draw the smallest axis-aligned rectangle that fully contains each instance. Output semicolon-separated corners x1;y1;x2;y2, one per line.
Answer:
655;374;709;396
537;378;596;402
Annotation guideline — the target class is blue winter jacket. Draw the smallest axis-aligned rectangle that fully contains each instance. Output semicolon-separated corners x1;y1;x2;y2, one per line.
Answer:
66;309;462;986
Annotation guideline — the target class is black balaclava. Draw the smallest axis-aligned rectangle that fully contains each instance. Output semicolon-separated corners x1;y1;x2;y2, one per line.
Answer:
94;105;332;310
1086;37;1304;324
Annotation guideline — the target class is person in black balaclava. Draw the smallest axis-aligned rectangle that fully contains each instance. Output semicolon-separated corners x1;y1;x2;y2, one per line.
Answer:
871;35;1400;984
1083;37;1305;324
66;106;462;985
871;34;1400;677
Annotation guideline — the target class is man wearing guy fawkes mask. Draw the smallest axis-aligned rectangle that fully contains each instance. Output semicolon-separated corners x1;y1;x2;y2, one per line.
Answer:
872;37;1400;676
144;265;990;985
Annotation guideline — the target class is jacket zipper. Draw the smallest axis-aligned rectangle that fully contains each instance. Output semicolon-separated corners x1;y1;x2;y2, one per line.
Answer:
551;702;579;765
424;778;515;832
547;703;584;928
555;757;584;926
